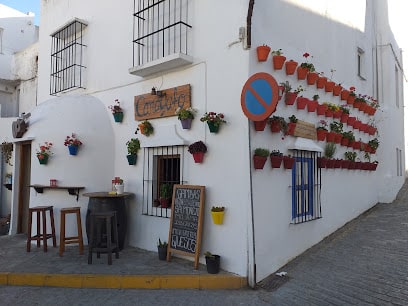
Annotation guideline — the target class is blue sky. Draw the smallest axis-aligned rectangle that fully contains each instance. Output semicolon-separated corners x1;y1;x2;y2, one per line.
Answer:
1;0;40;25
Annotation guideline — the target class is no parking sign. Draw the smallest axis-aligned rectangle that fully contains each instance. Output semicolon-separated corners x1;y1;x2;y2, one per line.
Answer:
241;72;279;121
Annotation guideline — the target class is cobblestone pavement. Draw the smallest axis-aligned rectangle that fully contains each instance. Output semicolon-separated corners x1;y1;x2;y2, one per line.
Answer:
2;181;408;305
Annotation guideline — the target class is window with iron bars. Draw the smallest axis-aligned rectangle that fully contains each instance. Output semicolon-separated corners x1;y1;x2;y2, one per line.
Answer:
142;145;187;218
132;0;192;67
50;19;87;95
291;150;322;224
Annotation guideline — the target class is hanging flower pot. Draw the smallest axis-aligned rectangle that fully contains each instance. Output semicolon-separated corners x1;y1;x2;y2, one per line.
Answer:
341;137;350;147
317;157;328;168
325;109;333;118
68;145;79;156
326;132;336;142
113;112;124;123
306;72;319;85
347;95;355;105
285;60;298;75
296;97;308;110
272;55;286;70
340;113;349;123
270;120;281;133
332;84;342;96
297;66;308;80
353;120;362;130
256;45;271;62
38;155;49;165
192;152;204;163
180;118;193;129
341;160;351;169
270;153;283;168
211;207;225;225
326;159;335;168
285;92;298;105
316;76;327;89
287;122;296;136
126;154;137;165
307;100;318;112
253;119;268;131
283;156;295;170
207;122;219;133
340;89;350;101
316;129;327;141
334;133;342;144
325;81;335;92
347;116;356;127
253;155;268;170
353;141;361;150
316;104;327;116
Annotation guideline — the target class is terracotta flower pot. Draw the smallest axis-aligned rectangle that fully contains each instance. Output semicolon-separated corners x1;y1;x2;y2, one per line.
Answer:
325;81;335;92
340;89;350;101
333;110;342;119
253;155;267;170
283;156;295;170
316;104;327;116
297;66;308;80
256;45;271;62
347;116;356;126
307;100;318;112
287;123;296;135
192;152;204;163
340;113;349;123
253;119;268;131
332;84;342;96
306;72;319;85
285;92;298;105
270;155;283;168
326;132;336;142
317;157;328;168
316;129;327;141
296;97;308;110
316;76;327;89
334;133;342;144
272;55;286;70
270;121;281;133
285;60;298;75
341;138;350;147
347;95;355;105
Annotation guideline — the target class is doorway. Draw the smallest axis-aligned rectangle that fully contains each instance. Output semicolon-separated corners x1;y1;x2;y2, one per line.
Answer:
16;141;31;234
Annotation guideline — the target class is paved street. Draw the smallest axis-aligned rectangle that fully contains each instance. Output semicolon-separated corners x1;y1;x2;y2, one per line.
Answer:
2;180;408;305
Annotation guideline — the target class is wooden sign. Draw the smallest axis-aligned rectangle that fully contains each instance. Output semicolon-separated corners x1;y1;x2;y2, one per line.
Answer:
167;184;205;269
134;84;191;120
293;120;317;140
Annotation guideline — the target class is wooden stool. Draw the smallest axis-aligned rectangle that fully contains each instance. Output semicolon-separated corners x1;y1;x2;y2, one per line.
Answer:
88;211;119;265
59;207;84;256
26;206;57;252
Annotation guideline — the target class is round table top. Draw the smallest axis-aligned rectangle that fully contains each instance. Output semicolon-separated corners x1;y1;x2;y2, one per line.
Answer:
83;192;133;198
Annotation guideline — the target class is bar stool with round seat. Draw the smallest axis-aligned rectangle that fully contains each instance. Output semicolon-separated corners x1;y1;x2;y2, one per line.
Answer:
26;205;57;252
88;211;119;265
59;207;84;257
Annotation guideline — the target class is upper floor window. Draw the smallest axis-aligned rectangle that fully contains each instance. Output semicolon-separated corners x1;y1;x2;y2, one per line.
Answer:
357;47;365;80
130;0;193;77
50;19;87;95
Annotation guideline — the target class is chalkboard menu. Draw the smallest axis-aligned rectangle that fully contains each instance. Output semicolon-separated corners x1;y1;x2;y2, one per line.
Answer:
167;184;205;269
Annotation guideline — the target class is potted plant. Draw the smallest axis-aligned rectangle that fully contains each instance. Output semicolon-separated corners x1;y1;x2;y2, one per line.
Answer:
339;105;350;123
253;118;268;131
126;138;140;165
280;81;303;105
157;238;168;260
188;140;207;163
113;177;124;194
283;154;295;170
211;206;225;224
175;107;197;129
344;151;357;169
298;52;316;81
287;115;298;135
329;121;343;143
324;142;337;168
271;49;286;70
253;148;270;170
108;99;124;123
200;112;226;133
285;59;298;75
325;69;336;92
36;141;53;164
316;119;328;141
341;131;355;147
1;141;13;166
270;150;283;168
346;86;356;104
137;120;154;136
159;183;173;208
64;133;83;155
256;44;271;62
307;94;319;112
204;251;220;274
269;116;288;134
367;138;379;153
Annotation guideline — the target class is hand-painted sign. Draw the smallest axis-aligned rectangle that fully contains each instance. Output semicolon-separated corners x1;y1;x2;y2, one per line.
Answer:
241;73;279;121
134;84;191;120
294;120;317;140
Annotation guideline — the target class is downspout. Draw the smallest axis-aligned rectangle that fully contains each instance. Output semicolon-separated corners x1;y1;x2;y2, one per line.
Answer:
246;0;256;288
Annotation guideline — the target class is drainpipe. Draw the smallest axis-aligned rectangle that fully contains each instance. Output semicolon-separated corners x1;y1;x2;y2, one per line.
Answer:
246;0;254;49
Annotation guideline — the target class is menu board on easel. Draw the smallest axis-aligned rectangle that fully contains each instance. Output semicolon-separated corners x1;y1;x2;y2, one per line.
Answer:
167;184;205;269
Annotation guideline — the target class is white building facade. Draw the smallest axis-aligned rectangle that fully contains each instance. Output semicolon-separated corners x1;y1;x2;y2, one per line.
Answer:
2;0;405;286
